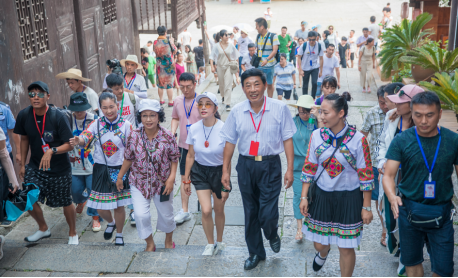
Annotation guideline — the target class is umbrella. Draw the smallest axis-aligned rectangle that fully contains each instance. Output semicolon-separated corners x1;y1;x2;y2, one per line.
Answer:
234;23;256;33
208;25;234;34
5;183;40;221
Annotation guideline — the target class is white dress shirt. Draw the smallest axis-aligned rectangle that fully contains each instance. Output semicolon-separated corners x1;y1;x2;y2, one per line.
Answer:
220;97;297;156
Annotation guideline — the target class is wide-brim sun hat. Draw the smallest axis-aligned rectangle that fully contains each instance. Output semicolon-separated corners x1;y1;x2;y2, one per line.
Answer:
387;84;425;104
120;55;143;70
241;29;249;35
288;95;317;109
55;68;92;82
138;99;161;113
196;92;218;107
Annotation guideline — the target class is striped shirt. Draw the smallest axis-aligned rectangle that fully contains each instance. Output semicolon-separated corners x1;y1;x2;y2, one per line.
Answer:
256;33;280;67
274;62;296;90
361;105;386;165
220;97;297;156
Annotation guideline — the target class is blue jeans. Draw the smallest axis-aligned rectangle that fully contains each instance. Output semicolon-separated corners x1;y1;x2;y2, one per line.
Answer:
258;65;275;85
292;171;304;220
371;167;380;200
398;201;454;276
316;82;322;97
71;175;100;218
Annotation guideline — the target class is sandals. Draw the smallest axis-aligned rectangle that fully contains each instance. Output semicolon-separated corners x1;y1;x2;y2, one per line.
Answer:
75;201;87;214
380;232;387;247
115;235;124;246
295;230;303;242
104;223;116;240
168;102;174;107
160;101;165;105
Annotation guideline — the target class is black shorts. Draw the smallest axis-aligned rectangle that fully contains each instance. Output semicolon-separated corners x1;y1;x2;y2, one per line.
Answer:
179;147;188;176
190;162;231;199
350;53;355;61
24;165;72;208
276;88;292;99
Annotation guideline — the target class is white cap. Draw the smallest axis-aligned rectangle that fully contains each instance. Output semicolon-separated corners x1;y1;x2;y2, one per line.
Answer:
196;92;218;107
138;99;161;113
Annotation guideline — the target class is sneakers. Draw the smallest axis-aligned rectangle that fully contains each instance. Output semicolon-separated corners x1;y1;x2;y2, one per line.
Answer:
174;209;192;224
397;256;406;277
92;216;101;232
226;105;231;111
0;235;4;260
68;235;79;245
24;229;51;242
130;211;136;226
216;242;226;254
202;244;217;256
0;220;13;228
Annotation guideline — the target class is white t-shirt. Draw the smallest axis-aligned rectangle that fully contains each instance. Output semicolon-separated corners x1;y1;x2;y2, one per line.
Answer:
125;73;147;99
82;86;99;114
237;36;253;57
186;119;225;166
318;55;339;82
180;31;192;46
296;42;324;71
99;93;141;128
348;36;357;53
264;11;272;20
241;53;254;71
102;73;109;90
368;23;380;43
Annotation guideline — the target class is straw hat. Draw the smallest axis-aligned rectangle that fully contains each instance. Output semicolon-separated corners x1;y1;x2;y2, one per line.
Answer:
120;55;142;69
288;95;317;109
55;68;91;82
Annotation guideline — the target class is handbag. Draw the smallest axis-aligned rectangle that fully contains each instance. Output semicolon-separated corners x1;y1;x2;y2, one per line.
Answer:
251;33;270;68
293;88;298;100
307;135;345;208
403;198;452;229
97;120;118;192
221;44;239;75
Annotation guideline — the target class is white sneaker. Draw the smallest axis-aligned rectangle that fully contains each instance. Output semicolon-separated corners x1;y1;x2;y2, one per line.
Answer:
211;195;214;209
24;229;51;242
68;235;79;245
202;244;217;256
0;235;5;260
174;210;192;224
216;242;226;254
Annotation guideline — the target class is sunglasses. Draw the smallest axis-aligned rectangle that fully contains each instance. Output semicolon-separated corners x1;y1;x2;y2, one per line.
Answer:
197;103;213;109
309;38;316;42
28;92;47;98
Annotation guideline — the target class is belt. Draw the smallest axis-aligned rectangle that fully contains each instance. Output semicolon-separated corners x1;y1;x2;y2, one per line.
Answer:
241;154;278;162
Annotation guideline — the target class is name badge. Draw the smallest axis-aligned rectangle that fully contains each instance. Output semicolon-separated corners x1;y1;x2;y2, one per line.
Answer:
42;144;50;154
310;60;313;66
249;141;259;156
424;181;436;199
186;124;191;134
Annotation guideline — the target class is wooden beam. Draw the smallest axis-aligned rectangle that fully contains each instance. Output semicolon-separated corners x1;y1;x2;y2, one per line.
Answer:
449;0;458;50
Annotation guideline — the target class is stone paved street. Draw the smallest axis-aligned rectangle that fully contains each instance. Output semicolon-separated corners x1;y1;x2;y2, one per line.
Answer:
1;0;458;276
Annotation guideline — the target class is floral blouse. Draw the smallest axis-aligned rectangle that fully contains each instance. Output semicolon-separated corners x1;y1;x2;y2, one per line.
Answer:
124;126;180;199
301;124;375;192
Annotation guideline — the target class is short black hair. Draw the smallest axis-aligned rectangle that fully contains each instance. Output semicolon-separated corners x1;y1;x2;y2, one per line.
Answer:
280;53;287;60
384;82;404;95
377;85;387;99
327;43;335;49
370;16;376;23
199;39;203;44
411;91;441;112
383;7;391;12
99;89;117;107
147;40;153;44
282;26;287;30
179;72;196;83
363;27;369;32
308;31;318;38
248;43;256;49
341;36;348;41
141;48;148;54
106;73;124;88
323;30;330;37
241;68;266;87
157;26;166;36
351;29;355;33
255;17;268;29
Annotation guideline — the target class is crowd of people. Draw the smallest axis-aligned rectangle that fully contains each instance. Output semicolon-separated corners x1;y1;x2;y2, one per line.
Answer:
0;4;456;278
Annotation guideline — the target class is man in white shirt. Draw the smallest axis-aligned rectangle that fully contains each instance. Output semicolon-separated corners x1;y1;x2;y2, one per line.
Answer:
348;30;357;68
238;29;253;76
317;44;340;97
264;7;273;29
241;43;256;72
356;28;374;48
296;31;324;98
180;29;192;46
120;55;148;99
233;26;241;46
142;41;153;54
368;16;381;49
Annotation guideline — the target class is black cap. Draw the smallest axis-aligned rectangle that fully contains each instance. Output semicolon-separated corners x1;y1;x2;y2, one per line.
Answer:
67;92;92;112
27;81;49;93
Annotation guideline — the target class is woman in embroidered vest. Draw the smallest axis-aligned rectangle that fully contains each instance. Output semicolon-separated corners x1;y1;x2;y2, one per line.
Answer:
117;99;179;252
70;90;133;246
299;92;374;276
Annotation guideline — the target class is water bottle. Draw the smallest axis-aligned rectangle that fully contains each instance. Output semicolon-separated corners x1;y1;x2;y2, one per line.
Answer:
82;189;89;198
307;114;316;130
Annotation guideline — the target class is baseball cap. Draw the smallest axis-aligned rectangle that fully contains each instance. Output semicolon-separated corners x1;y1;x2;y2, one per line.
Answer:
28;81;49;93
138;99;161;113
387;84;425;103
196;92;218;107
301;21;308;26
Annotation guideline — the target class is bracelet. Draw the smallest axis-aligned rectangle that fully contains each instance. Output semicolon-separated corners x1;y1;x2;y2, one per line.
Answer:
221;185;232;193
183;180;191;184
300;197;308;200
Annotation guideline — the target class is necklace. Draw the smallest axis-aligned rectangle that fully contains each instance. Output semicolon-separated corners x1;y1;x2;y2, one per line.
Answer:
203;118;217;148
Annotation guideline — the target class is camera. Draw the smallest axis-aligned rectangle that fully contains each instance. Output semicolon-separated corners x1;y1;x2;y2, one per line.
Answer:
106;58;122;75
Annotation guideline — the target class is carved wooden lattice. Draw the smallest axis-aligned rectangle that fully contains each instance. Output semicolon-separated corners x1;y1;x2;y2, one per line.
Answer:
30;0;49;55
15;0;35;60
102;0;117;25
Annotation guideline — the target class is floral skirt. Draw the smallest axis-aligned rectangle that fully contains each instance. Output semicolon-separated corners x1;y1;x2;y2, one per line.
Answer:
87;163;132;210
302;186;364;248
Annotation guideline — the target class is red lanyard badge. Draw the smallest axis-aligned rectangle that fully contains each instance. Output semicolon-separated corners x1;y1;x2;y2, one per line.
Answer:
33;106;50;153
249;97;266;156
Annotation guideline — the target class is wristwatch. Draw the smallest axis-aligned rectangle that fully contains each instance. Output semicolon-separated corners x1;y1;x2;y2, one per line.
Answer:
52;147;58;154
362;206;371;212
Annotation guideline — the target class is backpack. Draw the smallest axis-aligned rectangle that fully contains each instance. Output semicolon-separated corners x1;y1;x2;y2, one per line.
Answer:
301;41;322;59
255;32;280;65
48;104;72;129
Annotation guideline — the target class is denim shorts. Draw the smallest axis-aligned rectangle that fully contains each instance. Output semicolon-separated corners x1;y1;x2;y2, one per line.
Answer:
398;201;455;276
258;65;275;85
371;167;380;201
276;88;292;99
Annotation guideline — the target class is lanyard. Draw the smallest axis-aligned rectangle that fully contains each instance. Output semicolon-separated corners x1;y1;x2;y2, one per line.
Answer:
77;85;86;93
74;114;88;169
415;127;441;182
299;118;307;127
125;73;136;90
184;93;196;124
33;106;48;145
309;43;316;65
249;97;267;141
119;93;125;116
399;116;402;134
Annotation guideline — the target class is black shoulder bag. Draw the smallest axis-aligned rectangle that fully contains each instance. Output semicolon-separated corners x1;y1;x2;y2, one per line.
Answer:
307;135;345;208
251;33;270;68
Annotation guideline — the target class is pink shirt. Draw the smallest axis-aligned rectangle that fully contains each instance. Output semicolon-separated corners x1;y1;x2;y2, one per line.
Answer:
172;94;201;149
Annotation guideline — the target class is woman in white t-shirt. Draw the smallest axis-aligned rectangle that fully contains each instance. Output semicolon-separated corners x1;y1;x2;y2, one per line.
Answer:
183;92;231;256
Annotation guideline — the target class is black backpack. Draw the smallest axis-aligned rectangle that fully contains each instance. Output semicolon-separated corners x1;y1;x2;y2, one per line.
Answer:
301;41;322;58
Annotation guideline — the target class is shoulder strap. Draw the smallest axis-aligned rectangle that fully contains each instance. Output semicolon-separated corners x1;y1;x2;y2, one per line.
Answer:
314;135;345;183
258;32;270;56
97;120;109;166
128;93;136;106
302;42;307;58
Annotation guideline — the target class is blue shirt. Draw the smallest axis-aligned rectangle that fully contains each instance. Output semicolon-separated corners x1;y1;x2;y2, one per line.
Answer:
220;97;297;156
0;104;16;152
274;62;296;90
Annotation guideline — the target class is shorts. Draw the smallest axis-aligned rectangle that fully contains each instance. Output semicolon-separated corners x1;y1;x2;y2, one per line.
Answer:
24;165;72;208
267;20;271;29
398;200;454;277
276;88;292;99
371;167;379;200
190;162;231;200
350;53;355;61
258;65;275;85
179;147;188;176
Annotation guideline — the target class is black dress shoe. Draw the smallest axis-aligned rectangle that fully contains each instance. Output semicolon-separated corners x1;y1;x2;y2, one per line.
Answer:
269;234;281;253
104;224;116;240
244;254;265;270
312;247;331;272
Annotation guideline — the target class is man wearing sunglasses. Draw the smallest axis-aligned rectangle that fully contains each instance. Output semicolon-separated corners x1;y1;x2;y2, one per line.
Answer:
296;31;324;99
14;81;77;244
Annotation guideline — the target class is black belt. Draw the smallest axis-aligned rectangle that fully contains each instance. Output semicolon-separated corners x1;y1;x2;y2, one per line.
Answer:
241;154;278;162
